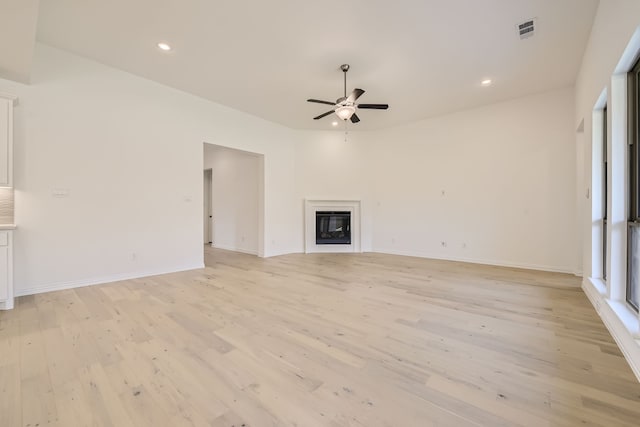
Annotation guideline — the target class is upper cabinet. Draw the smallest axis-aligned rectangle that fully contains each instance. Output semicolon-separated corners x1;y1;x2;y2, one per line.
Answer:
0;93;17;187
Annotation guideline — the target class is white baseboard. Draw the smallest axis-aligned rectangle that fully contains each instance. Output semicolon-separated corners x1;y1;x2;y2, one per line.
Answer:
372;248;575;275
15;262;205;297
212;243;258;256
582;278;640;382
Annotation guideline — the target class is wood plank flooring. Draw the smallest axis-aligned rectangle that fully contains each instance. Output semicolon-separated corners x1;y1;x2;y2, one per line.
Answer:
1;247;639;426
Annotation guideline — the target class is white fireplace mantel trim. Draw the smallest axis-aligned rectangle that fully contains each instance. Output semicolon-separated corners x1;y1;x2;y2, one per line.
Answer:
304;199;361;254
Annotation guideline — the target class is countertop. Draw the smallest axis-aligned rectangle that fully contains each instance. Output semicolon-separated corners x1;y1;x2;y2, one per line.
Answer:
0;224;16;230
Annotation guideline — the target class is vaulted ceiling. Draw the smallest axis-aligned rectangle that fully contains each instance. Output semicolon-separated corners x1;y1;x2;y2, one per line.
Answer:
3;0;599;130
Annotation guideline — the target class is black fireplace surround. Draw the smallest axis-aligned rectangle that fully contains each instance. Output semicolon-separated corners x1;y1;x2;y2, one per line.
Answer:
316;211;351;245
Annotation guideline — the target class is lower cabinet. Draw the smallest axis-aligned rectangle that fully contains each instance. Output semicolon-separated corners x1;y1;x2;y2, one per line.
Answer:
0;231;13;309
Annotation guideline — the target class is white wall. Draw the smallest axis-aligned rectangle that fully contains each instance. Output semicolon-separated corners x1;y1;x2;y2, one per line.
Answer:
295;88;577;273
203;144;261;255
370;88;577;272
574;0;640;380
293;130;374;251
0;43;300;295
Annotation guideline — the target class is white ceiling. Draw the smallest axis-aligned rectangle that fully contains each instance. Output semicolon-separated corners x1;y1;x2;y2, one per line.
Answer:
34;0;599;130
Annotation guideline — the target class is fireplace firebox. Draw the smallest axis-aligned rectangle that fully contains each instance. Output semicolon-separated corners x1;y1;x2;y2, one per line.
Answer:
316;211;351;245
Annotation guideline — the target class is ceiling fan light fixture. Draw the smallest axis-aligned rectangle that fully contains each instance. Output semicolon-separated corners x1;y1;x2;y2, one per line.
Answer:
335;105;356;121
307;64;388;123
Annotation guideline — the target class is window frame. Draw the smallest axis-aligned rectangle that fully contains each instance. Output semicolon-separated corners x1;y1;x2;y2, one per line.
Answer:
603;104;608;281
627;57;640;311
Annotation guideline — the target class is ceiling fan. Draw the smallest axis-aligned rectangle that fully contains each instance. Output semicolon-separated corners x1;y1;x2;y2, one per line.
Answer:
307;64;389;123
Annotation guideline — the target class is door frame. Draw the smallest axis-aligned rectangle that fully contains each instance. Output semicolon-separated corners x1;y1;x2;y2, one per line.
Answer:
203;168;213;245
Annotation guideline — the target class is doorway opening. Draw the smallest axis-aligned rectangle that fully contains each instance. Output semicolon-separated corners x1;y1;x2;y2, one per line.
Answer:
203;143;264;265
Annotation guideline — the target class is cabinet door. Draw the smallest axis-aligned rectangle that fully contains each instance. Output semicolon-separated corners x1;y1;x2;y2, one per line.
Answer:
0;246;8;301
0;99;9;186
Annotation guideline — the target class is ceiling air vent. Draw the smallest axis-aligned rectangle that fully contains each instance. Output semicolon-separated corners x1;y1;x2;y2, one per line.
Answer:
517;18;536;40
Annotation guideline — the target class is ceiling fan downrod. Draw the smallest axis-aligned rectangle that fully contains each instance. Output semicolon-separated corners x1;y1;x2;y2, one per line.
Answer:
341;64;349;99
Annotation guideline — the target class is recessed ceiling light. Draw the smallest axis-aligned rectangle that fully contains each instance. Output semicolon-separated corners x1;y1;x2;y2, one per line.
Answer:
332;121;338;127
481;79;492;87
157;42;172;51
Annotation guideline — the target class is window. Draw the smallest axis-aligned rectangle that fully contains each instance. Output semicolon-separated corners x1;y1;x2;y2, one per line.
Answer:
627;57;640;311
603;105;608;281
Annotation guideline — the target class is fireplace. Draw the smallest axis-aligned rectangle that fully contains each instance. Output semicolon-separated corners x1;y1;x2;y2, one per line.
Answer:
305;199;361;253
316;211;351;245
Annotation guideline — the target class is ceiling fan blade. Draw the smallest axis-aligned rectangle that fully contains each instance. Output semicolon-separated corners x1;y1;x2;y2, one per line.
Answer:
346;88;365;103
313;110;335;120
350;113;360;123
307;99;336;106
357;103;389;110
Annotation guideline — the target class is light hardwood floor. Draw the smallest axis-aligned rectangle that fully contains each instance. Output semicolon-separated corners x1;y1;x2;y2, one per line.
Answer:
1;247;640;426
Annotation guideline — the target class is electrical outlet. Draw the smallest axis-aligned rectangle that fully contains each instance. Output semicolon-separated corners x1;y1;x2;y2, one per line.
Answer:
441;241;447;247
131;252;137;261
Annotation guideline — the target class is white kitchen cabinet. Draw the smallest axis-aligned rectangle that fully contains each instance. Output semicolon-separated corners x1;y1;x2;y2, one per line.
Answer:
0;230;13;310
0;93;17;187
